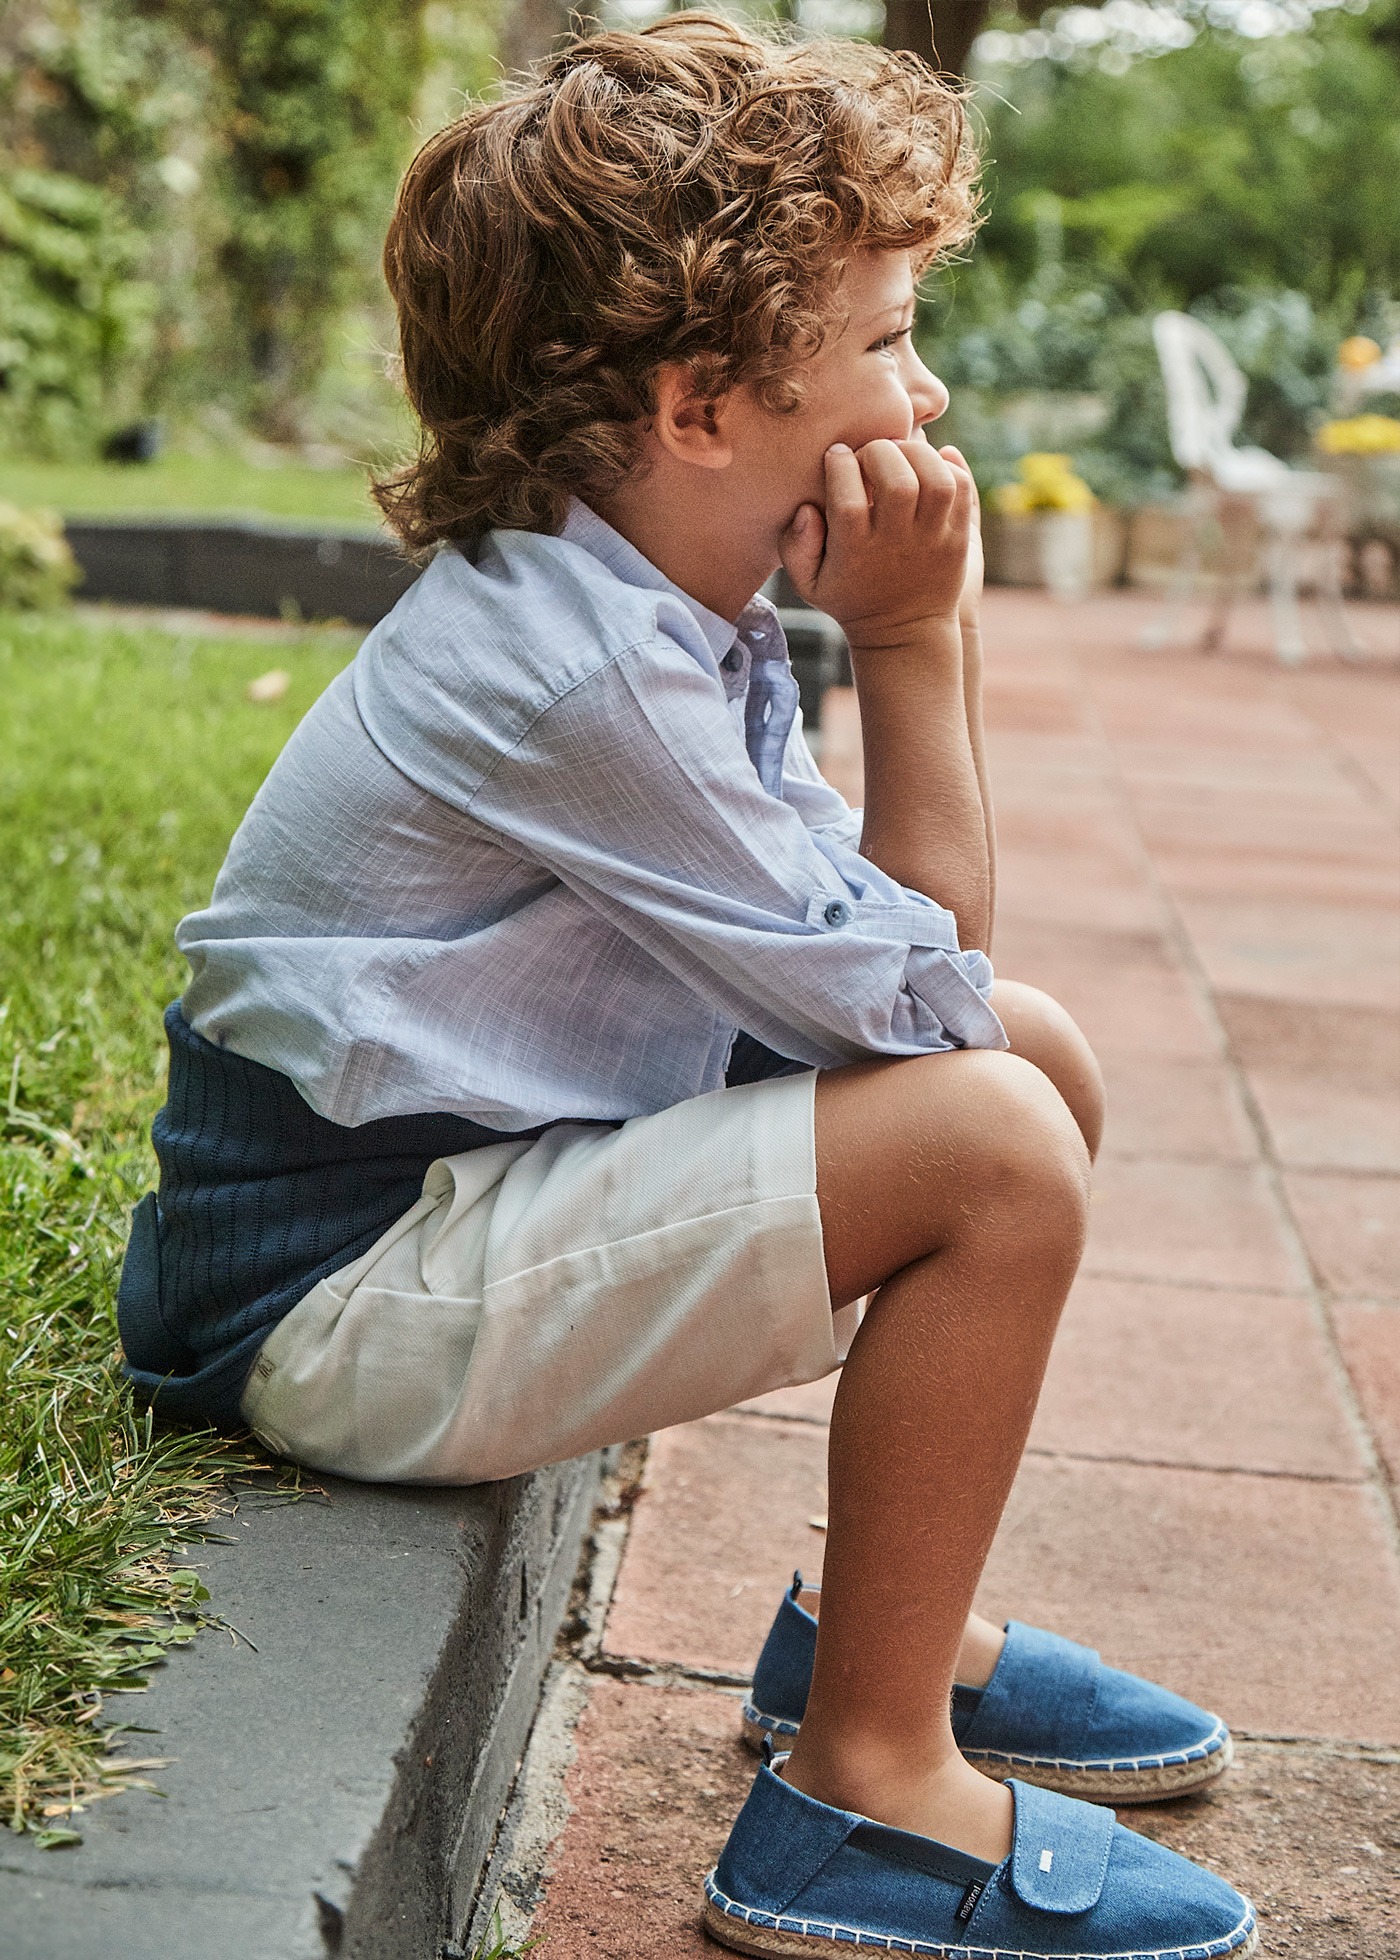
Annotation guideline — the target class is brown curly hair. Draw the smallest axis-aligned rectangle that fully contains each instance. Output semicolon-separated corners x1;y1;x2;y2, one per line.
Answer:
373;13;980;555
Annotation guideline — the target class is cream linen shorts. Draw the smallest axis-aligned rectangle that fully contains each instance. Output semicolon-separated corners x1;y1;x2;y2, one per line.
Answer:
239;1068;853;1485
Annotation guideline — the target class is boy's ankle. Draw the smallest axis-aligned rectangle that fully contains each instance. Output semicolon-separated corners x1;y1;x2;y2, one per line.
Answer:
780;1735;1014;1865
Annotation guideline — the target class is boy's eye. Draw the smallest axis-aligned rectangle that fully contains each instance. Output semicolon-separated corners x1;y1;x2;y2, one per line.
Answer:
871;327;913;353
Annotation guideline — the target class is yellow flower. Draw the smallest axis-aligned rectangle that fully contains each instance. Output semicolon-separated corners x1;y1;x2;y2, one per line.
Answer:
1317;415;1400;456
997;453;1097;513
1337;336;1382;372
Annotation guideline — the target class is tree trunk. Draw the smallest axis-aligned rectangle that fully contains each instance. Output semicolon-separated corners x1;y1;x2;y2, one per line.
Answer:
883;0;991;76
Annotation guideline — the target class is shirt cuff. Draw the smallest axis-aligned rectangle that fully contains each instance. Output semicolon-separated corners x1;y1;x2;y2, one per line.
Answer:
803;890;964;952
905;945;1008;1052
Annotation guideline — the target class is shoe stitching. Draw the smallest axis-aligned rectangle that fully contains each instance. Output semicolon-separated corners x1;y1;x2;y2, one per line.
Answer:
743;1709;1230;1772
704;1874;1255;1959
963;1719;1229;1773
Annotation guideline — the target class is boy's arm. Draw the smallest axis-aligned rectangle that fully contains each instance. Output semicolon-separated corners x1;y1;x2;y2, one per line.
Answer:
957;480;997;953
782;439;994;954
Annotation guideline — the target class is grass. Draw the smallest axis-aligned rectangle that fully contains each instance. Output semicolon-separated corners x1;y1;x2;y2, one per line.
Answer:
0;605;355;1844
0;452;379;529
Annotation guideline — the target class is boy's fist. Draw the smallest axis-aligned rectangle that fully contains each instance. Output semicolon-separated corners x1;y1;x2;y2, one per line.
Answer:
780;437;977;651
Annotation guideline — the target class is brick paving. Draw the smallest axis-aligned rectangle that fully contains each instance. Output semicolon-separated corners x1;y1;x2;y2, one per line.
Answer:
525;589;1400;1957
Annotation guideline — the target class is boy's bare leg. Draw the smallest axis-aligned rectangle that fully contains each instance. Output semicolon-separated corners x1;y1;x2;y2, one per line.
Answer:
800;982;1106;1690
781;1047;1091;1863
993;978;1106;1162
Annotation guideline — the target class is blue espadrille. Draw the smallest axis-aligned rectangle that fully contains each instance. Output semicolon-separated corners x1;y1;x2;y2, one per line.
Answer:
704;1764;1257;1959
744;1576;1233;1802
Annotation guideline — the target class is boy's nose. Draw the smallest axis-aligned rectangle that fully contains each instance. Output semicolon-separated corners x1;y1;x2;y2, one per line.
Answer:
911;365;950;426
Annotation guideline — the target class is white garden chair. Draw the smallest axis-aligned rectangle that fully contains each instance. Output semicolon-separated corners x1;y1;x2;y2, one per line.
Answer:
1143;311;1357;662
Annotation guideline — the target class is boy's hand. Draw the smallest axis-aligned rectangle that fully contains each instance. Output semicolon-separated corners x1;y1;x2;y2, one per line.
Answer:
780;438;974;653
947;445;984;629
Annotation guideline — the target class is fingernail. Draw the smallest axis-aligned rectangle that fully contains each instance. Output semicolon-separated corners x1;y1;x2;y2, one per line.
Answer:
793;506;812;531
827;443;852;456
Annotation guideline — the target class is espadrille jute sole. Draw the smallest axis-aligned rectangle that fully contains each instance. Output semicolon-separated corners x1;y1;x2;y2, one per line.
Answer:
701;1896;1261;1960
969;1732;1234;1804
739;1713;1233;1803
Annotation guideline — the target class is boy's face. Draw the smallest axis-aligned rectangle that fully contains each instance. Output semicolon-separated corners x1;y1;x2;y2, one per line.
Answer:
728;248;950;535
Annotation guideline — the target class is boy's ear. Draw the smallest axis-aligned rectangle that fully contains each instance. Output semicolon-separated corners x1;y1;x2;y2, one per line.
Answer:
651;362;734;471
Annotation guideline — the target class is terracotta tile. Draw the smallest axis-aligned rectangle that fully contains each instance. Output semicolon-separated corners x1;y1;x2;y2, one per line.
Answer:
1030;1276;1365;1478
1113;743;1357;800
1008;961;1222;1060
1121;1743;1400;1960
1216;994;1400;1077
1174;895;1400;1014
1248;1070;1400;1175
605;1416;825;1675
1333;1301;1400;1484
983;678;1087;736
975;1455;1400;1744
533;1676;749;1959
1152;849;1399;911
994;856;1165;936
732;1373;839;1425
1284;1171;1400;1301
1085;1156;1308;1293
1216;996;1400;1169
1130;784;1392;862
991;918;1180;975
1097;1055;1257;1163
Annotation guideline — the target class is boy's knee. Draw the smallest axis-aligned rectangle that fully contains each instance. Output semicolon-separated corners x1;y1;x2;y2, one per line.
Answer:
990;979;1106;1158
955;1049;1092;1224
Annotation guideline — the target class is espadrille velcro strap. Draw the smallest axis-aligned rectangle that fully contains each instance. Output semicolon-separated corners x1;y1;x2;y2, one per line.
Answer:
1006;1780;1114;1913
961;1622;1101;1761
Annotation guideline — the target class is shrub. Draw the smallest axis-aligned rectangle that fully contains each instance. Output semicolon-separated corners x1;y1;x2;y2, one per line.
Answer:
0;503;79;610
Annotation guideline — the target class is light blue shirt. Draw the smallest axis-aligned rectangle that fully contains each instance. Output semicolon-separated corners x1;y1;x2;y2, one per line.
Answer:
178;502;1006;1131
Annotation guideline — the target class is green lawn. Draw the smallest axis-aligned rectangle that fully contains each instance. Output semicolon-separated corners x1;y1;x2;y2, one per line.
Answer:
0;608;354;1843
0;453;380;529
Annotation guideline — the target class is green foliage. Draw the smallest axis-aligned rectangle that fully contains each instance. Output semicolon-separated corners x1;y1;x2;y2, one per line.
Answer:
172;0;431;438
973;5;1400;307
927;2;1400;498
0;502;78;610
0;169;150;457
0;1;504;454
0;607;353;1839
0;0;211;453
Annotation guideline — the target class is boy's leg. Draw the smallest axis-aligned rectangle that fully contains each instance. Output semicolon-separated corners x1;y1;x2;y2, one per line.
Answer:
791;979;1105;1693
993;978;1106;1161
782;1047;1091;1864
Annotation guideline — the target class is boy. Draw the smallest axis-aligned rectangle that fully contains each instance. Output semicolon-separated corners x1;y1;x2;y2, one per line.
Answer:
118;17;1256;1957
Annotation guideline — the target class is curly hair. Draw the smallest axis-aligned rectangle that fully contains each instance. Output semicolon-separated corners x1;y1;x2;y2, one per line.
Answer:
373;12;980;555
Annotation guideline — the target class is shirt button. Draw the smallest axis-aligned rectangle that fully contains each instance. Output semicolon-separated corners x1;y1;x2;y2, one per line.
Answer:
823;899;852;927
722;646;742;672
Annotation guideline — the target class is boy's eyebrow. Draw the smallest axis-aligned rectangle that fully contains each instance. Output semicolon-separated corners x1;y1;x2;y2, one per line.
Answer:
862;296;916;329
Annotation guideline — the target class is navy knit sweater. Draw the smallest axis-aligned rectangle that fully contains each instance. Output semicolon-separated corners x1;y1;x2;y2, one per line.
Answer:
117;1005;525;1429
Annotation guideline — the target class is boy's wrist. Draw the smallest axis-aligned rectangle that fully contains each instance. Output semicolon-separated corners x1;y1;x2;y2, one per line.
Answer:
845;611;964;667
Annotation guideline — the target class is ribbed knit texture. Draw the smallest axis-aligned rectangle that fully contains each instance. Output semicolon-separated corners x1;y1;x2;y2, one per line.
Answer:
117;1004;528;1429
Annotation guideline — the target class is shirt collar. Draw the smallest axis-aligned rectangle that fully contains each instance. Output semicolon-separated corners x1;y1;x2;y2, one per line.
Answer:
561;498;775;667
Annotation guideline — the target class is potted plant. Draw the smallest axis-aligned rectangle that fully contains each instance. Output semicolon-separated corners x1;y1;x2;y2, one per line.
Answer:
987;453;1100;600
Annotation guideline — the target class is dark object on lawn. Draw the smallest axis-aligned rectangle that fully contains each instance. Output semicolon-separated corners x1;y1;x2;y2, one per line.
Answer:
102;420;165;464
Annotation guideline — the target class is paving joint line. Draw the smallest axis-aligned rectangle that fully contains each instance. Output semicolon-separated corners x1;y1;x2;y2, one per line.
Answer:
1077;658;1400;1555
1022;1444;1370;1486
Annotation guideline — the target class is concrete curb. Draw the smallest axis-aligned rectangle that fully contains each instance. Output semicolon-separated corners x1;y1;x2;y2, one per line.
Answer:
0;1454;604;1960
64;516;419;626
61;516;850;722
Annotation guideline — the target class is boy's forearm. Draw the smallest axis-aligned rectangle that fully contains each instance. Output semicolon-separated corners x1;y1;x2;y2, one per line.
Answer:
853;619;993;953
958;613;997;954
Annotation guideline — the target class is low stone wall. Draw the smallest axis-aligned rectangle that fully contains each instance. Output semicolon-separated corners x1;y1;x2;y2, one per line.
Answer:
0;1454;605;1960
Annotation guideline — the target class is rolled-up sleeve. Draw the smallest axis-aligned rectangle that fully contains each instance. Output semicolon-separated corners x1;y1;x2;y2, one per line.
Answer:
468;633;1006;1065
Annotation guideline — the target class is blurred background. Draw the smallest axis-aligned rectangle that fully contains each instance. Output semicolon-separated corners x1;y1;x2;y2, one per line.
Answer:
1;0;1397;600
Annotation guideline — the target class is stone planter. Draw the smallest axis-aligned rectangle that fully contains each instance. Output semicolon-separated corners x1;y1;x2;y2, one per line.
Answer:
984;507;1126;597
